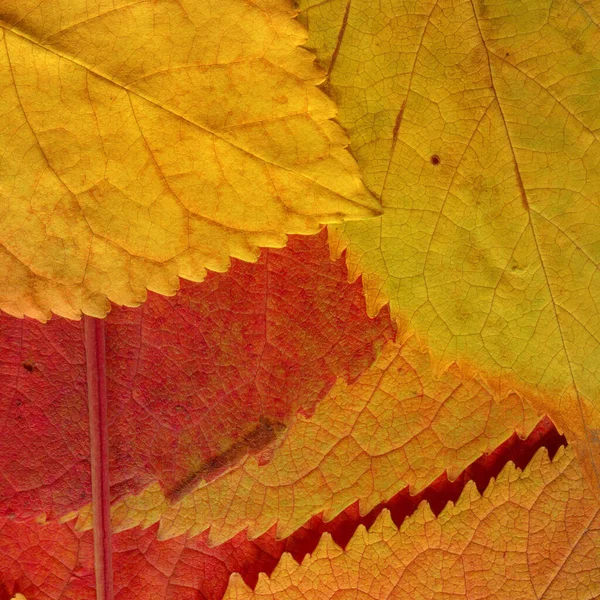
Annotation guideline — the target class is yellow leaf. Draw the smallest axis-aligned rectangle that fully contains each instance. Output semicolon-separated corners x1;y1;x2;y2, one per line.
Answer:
75;337;540;543
0;0;380;320
298;0;600;488
225;444;600;600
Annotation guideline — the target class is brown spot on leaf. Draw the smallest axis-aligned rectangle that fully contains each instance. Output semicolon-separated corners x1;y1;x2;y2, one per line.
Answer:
572;39;585;55
430;155;440;166
21;360;35;372
167;417;286;503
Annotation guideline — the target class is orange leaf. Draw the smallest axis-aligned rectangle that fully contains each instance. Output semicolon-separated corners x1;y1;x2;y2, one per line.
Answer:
226;444;600;600
0;420;565;600
77;336;542;543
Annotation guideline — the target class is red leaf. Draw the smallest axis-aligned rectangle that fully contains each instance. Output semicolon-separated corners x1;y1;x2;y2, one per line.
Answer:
0;418;566;600
0;231;394;522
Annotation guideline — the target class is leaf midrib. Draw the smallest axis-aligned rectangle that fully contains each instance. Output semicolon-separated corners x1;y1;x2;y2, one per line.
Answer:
466;0;600;491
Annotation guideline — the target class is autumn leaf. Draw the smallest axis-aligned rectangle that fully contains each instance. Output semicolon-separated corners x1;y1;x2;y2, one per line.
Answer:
0;0;381;321
2;0;599;598
0;419;567;600
75;334;543;543
1;517;291;600
226;444;600;600
0;231;393;523
298;0;600;485
0;518;95;600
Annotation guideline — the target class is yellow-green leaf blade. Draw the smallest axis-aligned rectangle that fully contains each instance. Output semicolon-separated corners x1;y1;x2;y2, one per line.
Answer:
299;0;600;486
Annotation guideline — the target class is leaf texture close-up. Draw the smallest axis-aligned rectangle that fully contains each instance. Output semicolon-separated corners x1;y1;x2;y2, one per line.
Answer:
299;0;600;486
0;0;599;599
226;446;600;600
0;0;378;320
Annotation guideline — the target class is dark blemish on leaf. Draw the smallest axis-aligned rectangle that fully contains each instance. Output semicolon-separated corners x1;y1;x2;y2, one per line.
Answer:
21;360;35;372
392;101;406;142
167;417;286;504
572;39;584;55
430;155;440;166
475;0;489;19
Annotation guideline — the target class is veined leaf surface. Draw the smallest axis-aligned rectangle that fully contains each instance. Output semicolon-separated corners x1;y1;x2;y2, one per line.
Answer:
298;0;600;485
78;335;542;544
0;232;393;522
0;0;380;320
226;445;600;600
0;420;567;600
2;1;600;598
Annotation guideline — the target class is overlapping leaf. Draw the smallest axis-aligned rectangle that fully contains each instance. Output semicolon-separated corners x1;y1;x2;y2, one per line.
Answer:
226;445;600;600
77;335;542;543
2;1;599;598
0;232;393;522
299;0;600;485
0;419;566;600
0;0;380;320
1;517;284;600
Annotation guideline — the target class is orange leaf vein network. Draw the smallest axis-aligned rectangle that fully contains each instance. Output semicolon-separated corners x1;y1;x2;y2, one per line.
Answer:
76;337;541;544
226;445;600;600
